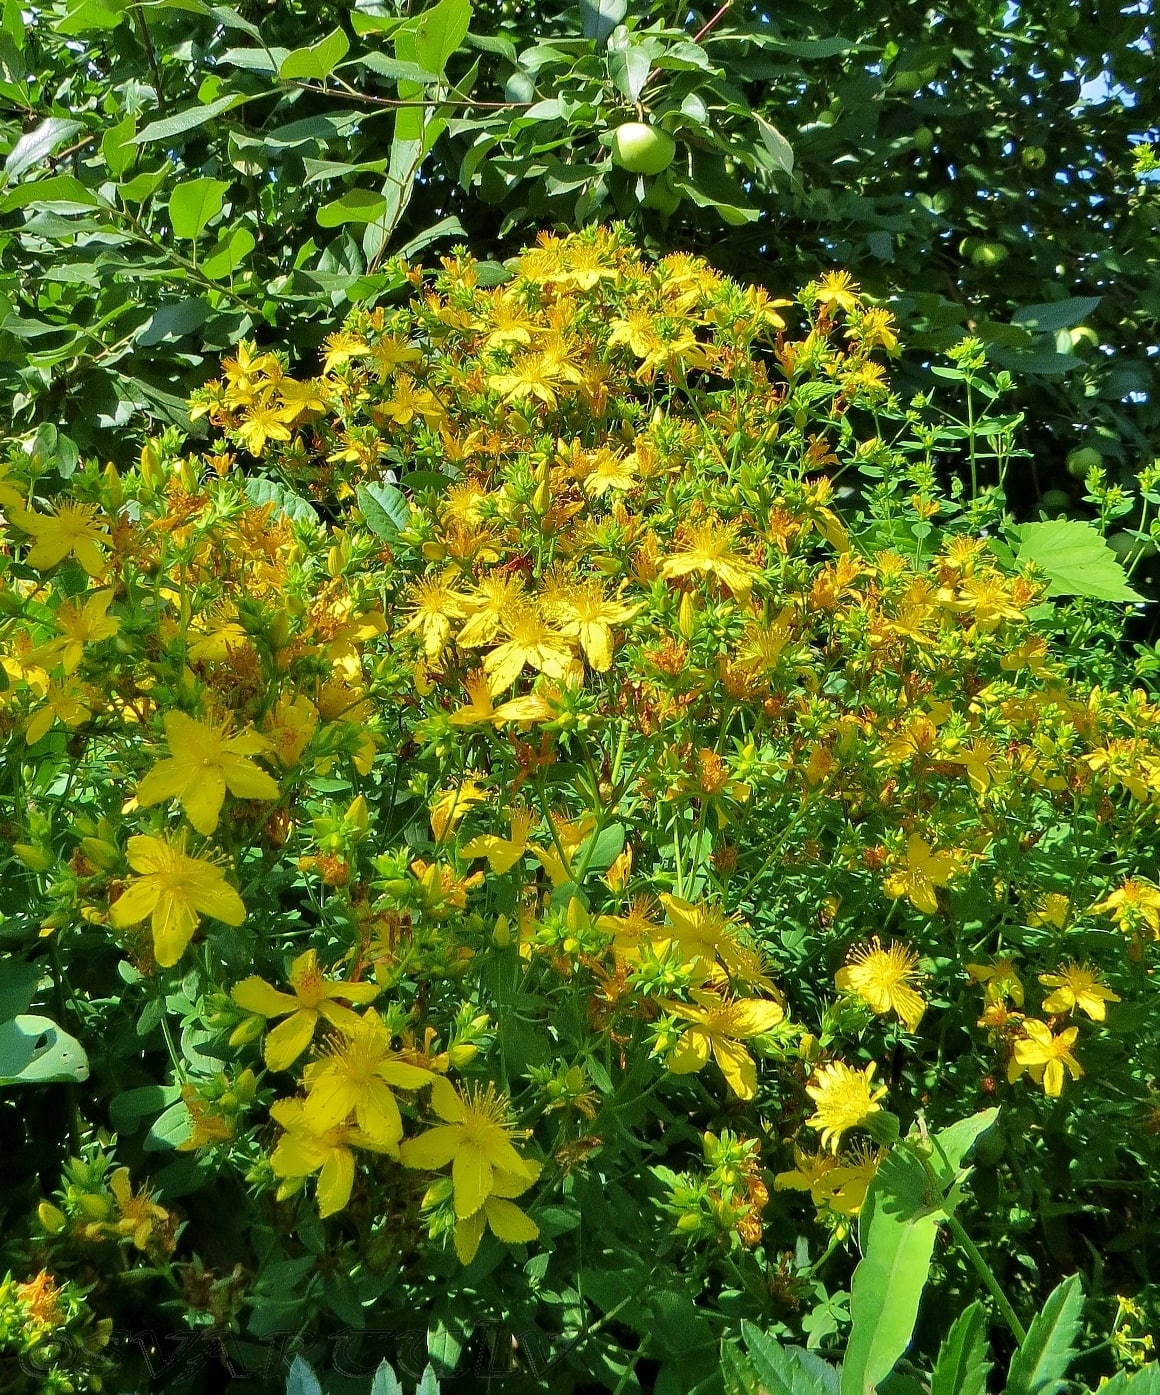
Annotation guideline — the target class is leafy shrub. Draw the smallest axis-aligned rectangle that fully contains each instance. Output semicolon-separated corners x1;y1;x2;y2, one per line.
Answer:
1;227;1157;1392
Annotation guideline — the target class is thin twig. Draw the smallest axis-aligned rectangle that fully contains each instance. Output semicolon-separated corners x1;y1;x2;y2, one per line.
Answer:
287;79;534;111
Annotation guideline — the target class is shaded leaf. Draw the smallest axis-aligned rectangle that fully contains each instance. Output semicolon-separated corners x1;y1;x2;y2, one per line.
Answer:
1006;1275;1084;1395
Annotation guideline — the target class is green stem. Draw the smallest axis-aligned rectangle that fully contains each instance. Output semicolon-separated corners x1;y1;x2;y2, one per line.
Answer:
941;1209;1027;1344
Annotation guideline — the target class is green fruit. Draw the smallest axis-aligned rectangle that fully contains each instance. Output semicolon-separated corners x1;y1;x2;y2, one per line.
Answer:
971;241;1009;268
1066;446;1103;478
1022;144;1047;170
610;122;676;176
958;236;981;259
1068;325;1100;349
1040;489;1070;512
642;172;682;216
913;125;934;153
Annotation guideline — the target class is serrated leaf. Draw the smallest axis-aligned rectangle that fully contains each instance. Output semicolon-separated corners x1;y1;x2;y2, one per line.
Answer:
1015;520;1142;602
740;1323;838;1395
168;177;230;239
285;1355;323;1395
1006;1274;1084;1395
930;1302;990;1395
279;27;351;81
370;1361;405;1395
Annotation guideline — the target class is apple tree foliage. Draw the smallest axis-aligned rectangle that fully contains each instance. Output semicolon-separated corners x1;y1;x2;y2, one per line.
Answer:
1;0;1155;498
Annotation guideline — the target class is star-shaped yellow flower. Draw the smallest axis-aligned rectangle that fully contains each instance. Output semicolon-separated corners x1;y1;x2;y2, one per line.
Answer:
136;711;280;835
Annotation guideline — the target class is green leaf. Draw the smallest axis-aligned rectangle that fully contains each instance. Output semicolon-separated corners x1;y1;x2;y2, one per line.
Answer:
739;1323;838;1395
0;1014;89;1085
100;112;137;177
358;480;409;539
286;1356;323;1395
0;174;100;212
132;93;248;145
317;189;389;227
244;477;319;527
0;960;40;1022
1011;296;1102;334
109;1084;182;1133
168;177;230;239
930;1302;990;1395
5;117;81;181
1006;1275;1084;1395
580;0;627;42
1015;520;1143;602
54;0;126;34
841;1169;938;1395
932;1109;1000;1177
413;0;471;75
755;113;794;175
279;27;351;82
201;225;256;279
370;1362;405;1395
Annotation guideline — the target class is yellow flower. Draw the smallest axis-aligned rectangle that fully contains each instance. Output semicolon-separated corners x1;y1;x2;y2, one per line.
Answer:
805;1060;887;1153
429;778;488;843
814;270;861;316
399;1078;538;1220
965;956;1024;1006
461;806;536;874
1038;964;1120;1022
883;834;957;915
665;990;785;1100
655;893;751;979
270;1098;395;1216
481;608;577;695
37;588;118;674
400;574;469;661
1093;878;1160;937
235;400;299;456
303;1009;436;1145
1010;1019;1082;1097
24;677;92;745
136;711;280;836
108;1168;172;1251
1027;893;1070;929
660;519;759;601
12;500;110;575
109;834;245;967
835;939;926;1031
451;1170;541;1265
543;580;641;672
232;950;380;1071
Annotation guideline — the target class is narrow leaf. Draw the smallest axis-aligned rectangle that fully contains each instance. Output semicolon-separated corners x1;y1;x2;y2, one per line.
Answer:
5;117;81;180
930;1302;990;1395
132;93;249;144
1006;1274;1084;1395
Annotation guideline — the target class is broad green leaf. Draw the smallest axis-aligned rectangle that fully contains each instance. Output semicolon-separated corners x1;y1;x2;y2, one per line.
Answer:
0;960;40;1022
279;27;351;82
413;0;471;75
580;0;627;42
54;0;126;34
117;164;173;203
0;174;99;212
932;1109;1000;1176
358;480;409;538
109;1083;182;1132
1015;520;1143;602
100;112;137;177
318;189;389;227
1006;1274;1084;1395
245;477;319;527
168;177;230;239
5;117;81;180
930;1302;990;1395
841;1170;938;1395
132;93;248;145
144;1100;193;1150
201;225;256;279
1011;296;1102;334
0;1014;90;1085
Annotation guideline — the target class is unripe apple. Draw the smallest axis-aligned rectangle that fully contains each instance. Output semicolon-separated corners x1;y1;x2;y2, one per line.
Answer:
1022;145;1046;170
642;172;682;216
610;122;676;176
1040;489;1071;513
1068;325;1099;349
958;236;981;259
971;241;1009;268
1066;446;1103;478
913;125;934;153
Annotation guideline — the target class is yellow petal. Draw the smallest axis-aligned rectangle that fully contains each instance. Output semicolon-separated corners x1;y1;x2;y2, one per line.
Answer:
727;999;785;1037
135;759;186;810
231;976;297;1017
399;1125;462;1172
188;877;245;927
485;1198;539;1245
316;1147;355;1217
221;753;280;802
453;1141;491;1218
264;1011;318;1071
712;1036;757;1100
453;1210;486;1265
108;879;160;929
669;1029;711;1075
182;767;227;835
151;891;200;967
